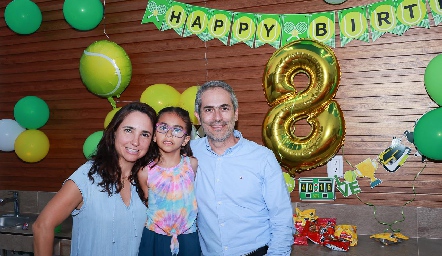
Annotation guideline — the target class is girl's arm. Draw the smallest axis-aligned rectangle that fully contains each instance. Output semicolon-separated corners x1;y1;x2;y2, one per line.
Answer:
33;180;83;256
137;166;149;202
190;156;198;176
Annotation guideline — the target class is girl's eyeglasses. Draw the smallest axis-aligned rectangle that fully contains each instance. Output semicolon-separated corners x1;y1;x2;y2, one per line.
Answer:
155;123;187;138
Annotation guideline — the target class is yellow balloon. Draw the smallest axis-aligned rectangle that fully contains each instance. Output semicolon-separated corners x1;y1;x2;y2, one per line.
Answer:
262;39;345;174
104;107;121;128
140;84;180;113
179;86;200;124
14;129;50;163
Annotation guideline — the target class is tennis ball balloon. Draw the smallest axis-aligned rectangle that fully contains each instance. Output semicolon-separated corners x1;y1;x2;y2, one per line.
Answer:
80;40;132;99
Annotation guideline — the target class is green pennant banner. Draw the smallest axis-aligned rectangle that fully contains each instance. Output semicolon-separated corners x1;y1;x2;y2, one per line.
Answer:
281;14;310;47
141;0;441;49
161;0;189;36
391;0;429;35
368;0;397;41
339;6;369;47
308;11;336;48
230;12;258;48
208;9;233;45
182;5;213;41
429;0;442;25
141;0;170;29
396;0;430;30
255;14;283;49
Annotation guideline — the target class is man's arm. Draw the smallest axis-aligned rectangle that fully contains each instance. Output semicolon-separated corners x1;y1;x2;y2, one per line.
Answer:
263;154;294;255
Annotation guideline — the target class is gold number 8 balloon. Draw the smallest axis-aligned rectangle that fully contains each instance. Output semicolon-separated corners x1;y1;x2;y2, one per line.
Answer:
262;39;345;174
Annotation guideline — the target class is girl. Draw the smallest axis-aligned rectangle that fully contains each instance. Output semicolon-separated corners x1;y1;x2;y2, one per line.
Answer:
136;106;200;256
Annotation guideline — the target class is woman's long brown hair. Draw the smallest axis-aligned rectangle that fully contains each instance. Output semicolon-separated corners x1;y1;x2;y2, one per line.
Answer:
88;102;157;197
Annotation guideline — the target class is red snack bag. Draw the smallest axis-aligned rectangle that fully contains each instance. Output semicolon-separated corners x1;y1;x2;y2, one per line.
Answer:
307;218;336;245
323;239;351;251
294;236;308;245
294;220;311;245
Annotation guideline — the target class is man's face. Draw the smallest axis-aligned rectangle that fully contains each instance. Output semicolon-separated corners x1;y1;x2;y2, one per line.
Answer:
196;87;238;143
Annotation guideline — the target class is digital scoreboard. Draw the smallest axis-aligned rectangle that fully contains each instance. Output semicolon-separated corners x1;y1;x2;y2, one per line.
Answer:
298;177;335;201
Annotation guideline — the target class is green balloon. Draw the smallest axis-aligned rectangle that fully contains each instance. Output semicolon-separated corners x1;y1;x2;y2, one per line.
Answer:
414;108;442;160
13;96;50;129
83;131;104;159
424;54;442;106
63;0;103;31
4;0;42;35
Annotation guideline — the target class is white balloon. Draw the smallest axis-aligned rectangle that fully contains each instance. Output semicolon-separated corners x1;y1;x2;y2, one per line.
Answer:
0;119;26;151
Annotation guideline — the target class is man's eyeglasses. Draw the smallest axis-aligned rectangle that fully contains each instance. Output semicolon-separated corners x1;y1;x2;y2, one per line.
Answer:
155;123;187;138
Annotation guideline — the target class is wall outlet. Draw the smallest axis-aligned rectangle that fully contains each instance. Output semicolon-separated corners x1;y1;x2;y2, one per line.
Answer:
327;155;343;178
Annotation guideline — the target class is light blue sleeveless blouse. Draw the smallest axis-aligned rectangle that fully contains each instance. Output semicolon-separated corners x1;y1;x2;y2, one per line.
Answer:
67;161;147;256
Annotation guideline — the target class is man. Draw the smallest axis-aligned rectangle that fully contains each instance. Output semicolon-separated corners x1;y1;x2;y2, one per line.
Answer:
190;80;294;256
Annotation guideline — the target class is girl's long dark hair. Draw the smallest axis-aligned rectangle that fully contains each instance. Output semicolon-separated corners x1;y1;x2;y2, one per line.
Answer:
87;102;157;197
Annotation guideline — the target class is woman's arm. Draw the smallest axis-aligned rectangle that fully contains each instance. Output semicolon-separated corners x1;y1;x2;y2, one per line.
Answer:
33;180;83;256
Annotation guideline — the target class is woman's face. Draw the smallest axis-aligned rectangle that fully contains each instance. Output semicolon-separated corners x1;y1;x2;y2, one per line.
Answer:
115;111;154;168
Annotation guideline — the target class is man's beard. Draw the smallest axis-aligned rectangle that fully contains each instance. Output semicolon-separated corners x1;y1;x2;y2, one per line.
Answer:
203;121;234;142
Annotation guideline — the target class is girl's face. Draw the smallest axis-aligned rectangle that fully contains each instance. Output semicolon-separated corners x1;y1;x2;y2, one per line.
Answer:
154;112;190;153
115;111;153;168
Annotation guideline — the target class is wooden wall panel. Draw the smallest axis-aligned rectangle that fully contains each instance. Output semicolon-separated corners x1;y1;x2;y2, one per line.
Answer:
1;0;441;207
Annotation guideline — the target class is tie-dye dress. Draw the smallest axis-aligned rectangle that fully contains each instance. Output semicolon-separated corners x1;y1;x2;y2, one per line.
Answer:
144;156;198;255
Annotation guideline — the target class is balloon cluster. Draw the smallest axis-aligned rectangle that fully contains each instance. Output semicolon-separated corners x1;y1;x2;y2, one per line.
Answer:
4;0;103;35
140;84;199;125
0;96;50;163
82;84;200;159
413;54;442;161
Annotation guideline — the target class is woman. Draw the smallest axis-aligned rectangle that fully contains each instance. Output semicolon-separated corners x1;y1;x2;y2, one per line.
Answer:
33;102;157;256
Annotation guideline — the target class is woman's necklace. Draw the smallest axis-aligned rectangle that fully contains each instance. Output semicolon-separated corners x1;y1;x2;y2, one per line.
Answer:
121;175;129;189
